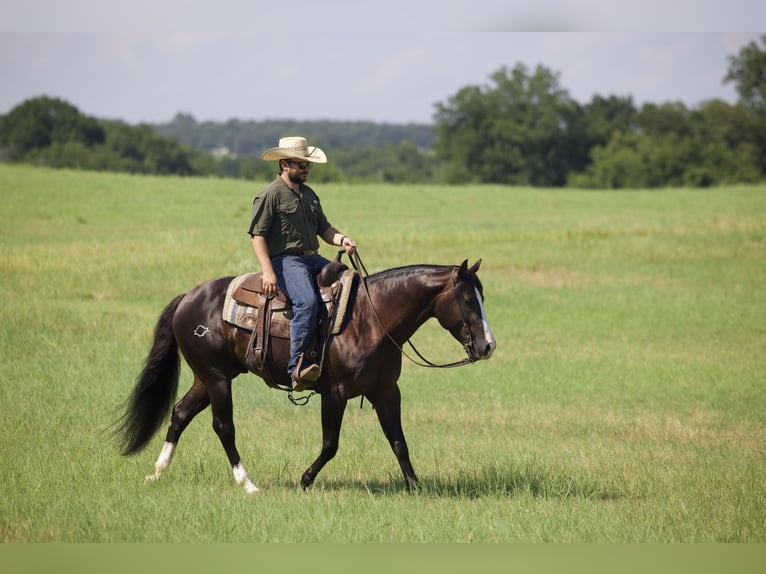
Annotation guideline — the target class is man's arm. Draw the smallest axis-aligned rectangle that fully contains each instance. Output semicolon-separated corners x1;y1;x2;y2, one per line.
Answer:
250;235;278;298
320;226;357;254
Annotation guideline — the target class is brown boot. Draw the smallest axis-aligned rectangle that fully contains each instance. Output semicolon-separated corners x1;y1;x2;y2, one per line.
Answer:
292;363;320;391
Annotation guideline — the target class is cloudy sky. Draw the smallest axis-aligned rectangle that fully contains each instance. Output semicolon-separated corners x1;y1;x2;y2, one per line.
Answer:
1;1;763;125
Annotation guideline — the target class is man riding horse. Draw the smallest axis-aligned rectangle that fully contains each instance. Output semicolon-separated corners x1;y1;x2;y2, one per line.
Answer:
116;139;495;494
247;137;357;391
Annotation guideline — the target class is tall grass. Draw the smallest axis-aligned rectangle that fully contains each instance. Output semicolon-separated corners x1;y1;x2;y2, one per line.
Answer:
1;165;764;542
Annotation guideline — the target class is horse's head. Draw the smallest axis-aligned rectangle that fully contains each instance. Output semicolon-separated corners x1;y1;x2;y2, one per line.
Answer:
434;259;496;362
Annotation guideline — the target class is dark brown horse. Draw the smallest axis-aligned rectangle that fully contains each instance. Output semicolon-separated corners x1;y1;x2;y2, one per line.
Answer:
116;258;495;493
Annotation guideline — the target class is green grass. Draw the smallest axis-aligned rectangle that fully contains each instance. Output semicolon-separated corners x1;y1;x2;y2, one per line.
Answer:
1;164;764;542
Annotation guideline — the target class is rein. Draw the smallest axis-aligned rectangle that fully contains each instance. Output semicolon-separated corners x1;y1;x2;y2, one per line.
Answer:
348;250;476;369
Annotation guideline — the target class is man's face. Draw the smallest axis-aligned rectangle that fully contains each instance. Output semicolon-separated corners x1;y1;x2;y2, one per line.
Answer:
285;159;312;184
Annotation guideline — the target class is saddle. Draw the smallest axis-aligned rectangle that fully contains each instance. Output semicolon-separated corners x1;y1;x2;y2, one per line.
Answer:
226;253;355;389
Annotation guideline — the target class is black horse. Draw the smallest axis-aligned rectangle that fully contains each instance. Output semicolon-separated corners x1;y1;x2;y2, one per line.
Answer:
116;259;495;493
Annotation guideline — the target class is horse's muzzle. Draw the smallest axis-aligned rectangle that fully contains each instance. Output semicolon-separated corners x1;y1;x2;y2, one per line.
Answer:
466;338;495;362
477;339;495;360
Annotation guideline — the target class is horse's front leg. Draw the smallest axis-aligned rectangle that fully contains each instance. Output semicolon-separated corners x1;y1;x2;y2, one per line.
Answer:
301;394;347;489
370;383;419;491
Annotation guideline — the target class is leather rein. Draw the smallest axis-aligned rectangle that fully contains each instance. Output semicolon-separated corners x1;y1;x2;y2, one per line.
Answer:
348;251;477;369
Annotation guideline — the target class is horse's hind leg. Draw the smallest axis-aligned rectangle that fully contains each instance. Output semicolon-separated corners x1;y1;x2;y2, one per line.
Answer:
370;383;419;491
146;377;210;482
206;376;259;494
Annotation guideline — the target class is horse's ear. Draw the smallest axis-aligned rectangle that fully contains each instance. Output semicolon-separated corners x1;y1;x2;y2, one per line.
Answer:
458;259;469;276
469;259;482;274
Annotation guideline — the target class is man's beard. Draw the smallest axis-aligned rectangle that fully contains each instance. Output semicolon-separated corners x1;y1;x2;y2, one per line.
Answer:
288;172;308;185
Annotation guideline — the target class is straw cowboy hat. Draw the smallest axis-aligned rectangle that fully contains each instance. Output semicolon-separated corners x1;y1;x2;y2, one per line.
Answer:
261;136;327;163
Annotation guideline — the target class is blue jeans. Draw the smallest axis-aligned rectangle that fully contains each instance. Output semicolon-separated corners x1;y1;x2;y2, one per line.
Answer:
271;254;330;377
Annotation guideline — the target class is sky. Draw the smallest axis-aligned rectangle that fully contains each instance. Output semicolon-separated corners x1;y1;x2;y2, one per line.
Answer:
1;1;764;125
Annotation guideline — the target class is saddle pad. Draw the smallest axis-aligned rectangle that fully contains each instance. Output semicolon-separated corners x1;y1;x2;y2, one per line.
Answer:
222;273;292;332
222;270;356;334
331;269;356;334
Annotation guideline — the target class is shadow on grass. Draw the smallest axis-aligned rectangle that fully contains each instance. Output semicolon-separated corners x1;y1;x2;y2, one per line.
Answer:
302;463;628;500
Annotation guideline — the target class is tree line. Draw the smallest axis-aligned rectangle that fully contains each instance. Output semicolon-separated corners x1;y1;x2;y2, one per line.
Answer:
433;35;766;188
2;36;764;188
0;97;211;177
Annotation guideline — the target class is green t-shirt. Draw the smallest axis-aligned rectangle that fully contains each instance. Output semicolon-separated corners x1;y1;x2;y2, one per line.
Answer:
247;176;332;256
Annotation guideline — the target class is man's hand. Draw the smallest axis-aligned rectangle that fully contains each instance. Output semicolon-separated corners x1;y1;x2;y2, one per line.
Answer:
340;235;357;254
261;269;278;298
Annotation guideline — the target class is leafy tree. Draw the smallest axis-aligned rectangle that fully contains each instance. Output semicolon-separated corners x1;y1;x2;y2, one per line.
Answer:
0;96;104;159
434;64;578;185
100;121;201;175
687;99;762;185
574;131;645;189
638;102;691;138
582;95;638;146
561;95;638;179
725;35;766;113
724;35;766;177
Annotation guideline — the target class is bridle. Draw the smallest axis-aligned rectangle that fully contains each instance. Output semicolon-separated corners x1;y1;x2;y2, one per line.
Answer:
349;251;478;369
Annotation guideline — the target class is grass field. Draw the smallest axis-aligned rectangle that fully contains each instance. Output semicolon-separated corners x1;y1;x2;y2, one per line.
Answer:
1;164;764;542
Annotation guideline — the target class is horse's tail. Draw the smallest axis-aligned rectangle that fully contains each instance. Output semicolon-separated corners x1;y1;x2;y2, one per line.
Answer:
116;293;185;456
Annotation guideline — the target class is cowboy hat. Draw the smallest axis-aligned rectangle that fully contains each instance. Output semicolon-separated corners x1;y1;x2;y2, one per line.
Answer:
261;136;327;163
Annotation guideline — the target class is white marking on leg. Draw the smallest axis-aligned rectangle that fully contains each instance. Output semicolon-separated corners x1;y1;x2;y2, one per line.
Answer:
145;441;176;482
475;287;496;358
232;462;259;494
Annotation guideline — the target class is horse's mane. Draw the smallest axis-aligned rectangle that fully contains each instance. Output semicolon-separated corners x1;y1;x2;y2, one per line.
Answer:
366;264;454;285
364;262;484;298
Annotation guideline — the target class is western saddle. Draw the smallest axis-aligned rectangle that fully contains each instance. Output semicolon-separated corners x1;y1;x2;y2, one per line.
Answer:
230;253;355;390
